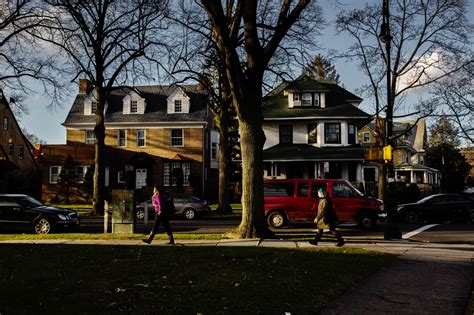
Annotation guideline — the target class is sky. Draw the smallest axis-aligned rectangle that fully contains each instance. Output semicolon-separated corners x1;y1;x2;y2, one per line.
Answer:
15;0;474;145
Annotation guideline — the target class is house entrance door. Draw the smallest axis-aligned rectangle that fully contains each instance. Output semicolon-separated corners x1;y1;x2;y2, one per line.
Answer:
136;169;147;189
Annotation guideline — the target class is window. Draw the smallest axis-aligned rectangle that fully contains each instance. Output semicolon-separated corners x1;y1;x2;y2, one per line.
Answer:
279;125;293;144
324;123;341;144
363;132;370;142
308;123;318;144
76;166;88;183
302;93;312;106
85;130;96;144
174;100;182;113
117;171;125;183
18;145;24;160
130;100;138;113
137;129;145;147
91;102;97;114
163;162;190;186
50;166;61;184
293;93;300;101
267;163;281;177
211;142;218;160
7;143;13;157
297;183;309;197
264;183;294;197
171;129;183;146
332;183;354;198
117;130;126;147
3;117;8;130
348;124;356;144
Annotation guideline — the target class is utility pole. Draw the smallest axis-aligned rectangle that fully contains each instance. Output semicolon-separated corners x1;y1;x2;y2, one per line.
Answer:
379;0;401;239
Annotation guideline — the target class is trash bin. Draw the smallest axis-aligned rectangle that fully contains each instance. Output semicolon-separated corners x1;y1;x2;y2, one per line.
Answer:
110;189;135;234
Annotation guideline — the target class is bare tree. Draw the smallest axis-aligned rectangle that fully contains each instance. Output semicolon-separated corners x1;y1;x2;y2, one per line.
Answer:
198;0;323;238
0;0;68;113
419;63;473;144
36;0;170;214
336;0;472;199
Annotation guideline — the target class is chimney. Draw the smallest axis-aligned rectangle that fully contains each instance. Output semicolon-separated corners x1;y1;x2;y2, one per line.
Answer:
79;79;92;94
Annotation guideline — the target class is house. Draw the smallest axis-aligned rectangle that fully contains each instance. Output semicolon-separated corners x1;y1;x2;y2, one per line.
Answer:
38;80;219;202
261;74;371;184
459;146;474;186
0;91;39;196
359;119;440;195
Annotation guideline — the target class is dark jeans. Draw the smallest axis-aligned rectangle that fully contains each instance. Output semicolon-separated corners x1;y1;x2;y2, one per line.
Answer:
148;212;173;242
315;227;343;243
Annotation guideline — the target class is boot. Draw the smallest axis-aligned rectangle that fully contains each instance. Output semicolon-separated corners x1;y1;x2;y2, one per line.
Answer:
335;233;345;247
309;232;321;245
142;238;151;244
166;234;175;245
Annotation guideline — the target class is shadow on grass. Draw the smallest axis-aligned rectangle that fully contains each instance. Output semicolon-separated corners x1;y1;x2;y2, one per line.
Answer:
0;244;395;314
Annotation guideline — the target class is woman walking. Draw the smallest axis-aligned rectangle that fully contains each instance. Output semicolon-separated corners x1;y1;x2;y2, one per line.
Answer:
142;185;175;245
310;188;344;246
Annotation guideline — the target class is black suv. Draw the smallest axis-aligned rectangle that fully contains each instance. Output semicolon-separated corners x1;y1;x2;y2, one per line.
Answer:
0;194;80;234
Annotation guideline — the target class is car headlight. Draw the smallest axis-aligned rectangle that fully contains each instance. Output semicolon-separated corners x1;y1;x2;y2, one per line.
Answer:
58;214;68;220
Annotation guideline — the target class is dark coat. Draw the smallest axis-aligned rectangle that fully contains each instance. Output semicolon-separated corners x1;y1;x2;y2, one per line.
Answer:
314;196;338;230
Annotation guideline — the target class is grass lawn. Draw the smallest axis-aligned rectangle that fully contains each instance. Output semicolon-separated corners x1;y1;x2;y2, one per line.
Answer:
0;244;395;314
0;233;227;241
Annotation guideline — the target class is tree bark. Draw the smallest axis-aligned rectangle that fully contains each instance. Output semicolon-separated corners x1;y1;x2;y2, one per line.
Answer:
237;115;273;238
216;109;233;214
93;85;105;215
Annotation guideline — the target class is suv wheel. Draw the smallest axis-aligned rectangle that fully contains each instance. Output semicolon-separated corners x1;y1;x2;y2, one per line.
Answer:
359;213;376;230
34;218;51;234
267;211;286;228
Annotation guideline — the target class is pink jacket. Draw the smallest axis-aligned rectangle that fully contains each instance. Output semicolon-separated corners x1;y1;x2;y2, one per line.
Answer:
152;194;161;213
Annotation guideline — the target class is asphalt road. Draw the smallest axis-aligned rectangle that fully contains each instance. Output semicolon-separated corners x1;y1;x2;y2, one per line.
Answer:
78;217;474;244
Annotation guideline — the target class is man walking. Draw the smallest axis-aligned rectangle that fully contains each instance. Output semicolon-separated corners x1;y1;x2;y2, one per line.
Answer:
310;188;344;246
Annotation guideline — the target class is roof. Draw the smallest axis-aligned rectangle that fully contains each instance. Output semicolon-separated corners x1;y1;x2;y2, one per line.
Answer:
63;85;208;126
400;120;426;152
263;144;365;161
262;74;368;120
394;162;439;172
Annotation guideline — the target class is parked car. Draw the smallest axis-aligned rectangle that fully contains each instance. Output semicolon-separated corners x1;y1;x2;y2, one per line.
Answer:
0;194;80;234
264;179;386;229
136;194;211;220
397;194;474;224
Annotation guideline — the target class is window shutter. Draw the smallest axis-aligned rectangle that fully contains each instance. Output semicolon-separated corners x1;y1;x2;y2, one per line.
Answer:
167;99;174;114
122;97;130;114
84;100;92;115
138;99;146;114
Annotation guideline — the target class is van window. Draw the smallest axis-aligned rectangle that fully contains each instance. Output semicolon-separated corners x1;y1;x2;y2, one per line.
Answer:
297;183;309;197
311;183;327;197
264;183;294;197
332;183;354;198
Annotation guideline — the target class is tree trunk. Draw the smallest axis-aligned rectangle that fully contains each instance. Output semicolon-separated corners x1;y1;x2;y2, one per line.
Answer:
93;86;105;215
237;118;273;238
216;110;233;214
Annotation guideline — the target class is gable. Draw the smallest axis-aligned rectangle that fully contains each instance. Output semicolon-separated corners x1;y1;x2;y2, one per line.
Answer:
84;91;109;116
167;87;190;114
122;90;146;114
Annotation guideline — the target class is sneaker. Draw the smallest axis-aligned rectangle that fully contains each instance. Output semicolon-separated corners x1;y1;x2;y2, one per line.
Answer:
336;240;345;247
309;240;318;245
142;239;151;244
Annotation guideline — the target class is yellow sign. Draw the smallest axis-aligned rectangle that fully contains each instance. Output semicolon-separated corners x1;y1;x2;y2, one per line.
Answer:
383;145;392;162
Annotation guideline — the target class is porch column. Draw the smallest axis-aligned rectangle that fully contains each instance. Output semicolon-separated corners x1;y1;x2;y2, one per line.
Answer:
357;163;363;181
410;170;414;183
423;171;427;184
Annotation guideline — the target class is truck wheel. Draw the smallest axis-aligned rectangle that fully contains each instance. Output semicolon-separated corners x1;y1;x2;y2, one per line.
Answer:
267;211;286;228
359;213;376;230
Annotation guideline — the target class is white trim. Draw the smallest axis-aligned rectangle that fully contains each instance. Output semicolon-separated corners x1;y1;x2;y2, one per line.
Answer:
117;129;127;147
64;122;208;129
136;129;146;147
170;128;184;147
49;166;62;184
117;171;125;183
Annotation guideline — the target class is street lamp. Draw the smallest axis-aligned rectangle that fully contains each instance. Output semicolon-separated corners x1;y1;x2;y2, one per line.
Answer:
379;0;401;240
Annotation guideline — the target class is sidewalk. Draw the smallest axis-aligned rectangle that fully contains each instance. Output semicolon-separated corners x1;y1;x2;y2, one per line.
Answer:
1;238;473;314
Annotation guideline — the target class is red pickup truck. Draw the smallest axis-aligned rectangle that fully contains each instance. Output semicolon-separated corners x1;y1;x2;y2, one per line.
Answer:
264;179;386;229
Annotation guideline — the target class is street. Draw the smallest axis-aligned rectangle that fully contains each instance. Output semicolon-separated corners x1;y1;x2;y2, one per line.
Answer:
78;217;474;244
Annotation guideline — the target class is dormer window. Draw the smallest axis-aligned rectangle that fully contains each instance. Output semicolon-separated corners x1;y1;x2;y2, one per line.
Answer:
174;100;182;113
290;92;320;107
130;100;138;113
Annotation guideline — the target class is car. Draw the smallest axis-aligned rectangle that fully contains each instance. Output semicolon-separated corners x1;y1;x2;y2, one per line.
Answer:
264;179;386;229
135;194;211;220
0;194;80;234
397;194;474;224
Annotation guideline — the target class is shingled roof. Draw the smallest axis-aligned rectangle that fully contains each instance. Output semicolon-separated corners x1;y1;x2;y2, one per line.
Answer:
263;143;365;161
262;74;368;120
63;84;208;126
